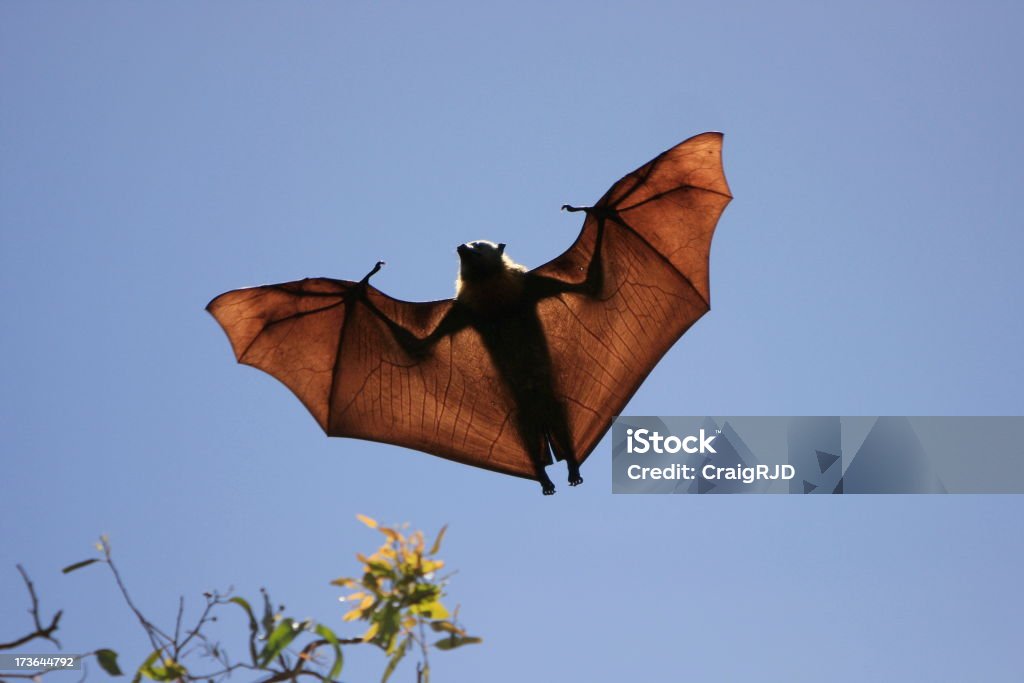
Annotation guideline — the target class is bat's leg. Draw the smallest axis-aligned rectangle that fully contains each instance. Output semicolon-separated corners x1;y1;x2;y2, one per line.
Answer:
532;439;557;496
514;413;557;495
537;467;556;496
566;455;583;487
548;417;583;488
528;441;557;495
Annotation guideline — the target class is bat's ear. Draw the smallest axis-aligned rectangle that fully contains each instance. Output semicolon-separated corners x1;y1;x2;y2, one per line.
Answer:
497;243;506;255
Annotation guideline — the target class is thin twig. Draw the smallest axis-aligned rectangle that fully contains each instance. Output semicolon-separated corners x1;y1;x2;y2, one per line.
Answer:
0;565;62;650
177;593;219;654
257;668;329;683
101;544;172;652
174;596;185;650
417;618;430;676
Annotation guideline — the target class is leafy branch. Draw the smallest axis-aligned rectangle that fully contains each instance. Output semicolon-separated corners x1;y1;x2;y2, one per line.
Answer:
331;515;482;683
2;518;479;683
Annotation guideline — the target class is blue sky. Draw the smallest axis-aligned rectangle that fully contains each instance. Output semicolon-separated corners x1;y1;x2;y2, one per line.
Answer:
2;2;1022;681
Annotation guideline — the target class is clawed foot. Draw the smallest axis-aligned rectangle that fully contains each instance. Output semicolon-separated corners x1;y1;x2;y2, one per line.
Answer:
568;472;583;487
540;479;556;495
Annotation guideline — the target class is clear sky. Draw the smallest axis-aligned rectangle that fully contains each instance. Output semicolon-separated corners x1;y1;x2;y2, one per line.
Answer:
2;2;1022;681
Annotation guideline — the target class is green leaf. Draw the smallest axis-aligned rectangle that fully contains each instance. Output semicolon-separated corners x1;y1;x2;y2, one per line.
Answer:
315;624;344;680
433;635;482;651
96;649;122;676
258;618;300;667
136;652;186;682
260;589;275;638
428;525;447;555
230;597;259;635
380;635;410;683
231;596;260;663
409;600;449;620
62;558;99;574
366;560;392;576
162;660;187;681
408;585;440;605
145;663;172;681
230;596;256;623
375;604;403;653
134;651;160;683
144;665;171;681
428;620;465;636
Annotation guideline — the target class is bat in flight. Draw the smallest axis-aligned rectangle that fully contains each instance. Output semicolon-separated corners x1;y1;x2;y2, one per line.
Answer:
207;132;731;494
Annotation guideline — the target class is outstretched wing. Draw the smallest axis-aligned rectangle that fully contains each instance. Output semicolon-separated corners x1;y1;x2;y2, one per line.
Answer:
206;279;537;478
532;132;731;464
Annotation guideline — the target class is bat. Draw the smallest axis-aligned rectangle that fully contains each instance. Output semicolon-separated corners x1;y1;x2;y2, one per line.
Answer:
207;132;731;494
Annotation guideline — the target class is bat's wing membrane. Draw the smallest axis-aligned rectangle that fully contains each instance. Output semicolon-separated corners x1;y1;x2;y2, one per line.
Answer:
208;133;729;483
207;280;536;478
531;132;731;465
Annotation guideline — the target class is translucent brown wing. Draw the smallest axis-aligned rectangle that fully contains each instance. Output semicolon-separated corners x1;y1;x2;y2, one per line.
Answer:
531;132;731;465
206;279;537;478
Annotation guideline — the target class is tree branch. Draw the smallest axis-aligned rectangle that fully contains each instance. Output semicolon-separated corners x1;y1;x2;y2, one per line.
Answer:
0;565;62;650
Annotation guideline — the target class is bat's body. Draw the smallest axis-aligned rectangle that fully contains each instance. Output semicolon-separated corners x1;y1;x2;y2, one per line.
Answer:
208;133;731;494
449;241;581;493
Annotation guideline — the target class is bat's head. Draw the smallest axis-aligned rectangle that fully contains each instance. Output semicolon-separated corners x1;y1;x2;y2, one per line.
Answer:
455;240;527;304
456;240;509;282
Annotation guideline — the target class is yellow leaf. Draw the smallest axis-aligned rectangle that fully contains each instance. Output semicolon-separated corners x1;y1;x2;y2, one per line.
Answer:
343;592;366;602
429;525;448;555
421;559;444;573
363;622;380;642
342;606;363;622
411;530;425;553
411;601;449;619
356;514;378;529
430;620;465;636
359;595;375;610
330;577;356;587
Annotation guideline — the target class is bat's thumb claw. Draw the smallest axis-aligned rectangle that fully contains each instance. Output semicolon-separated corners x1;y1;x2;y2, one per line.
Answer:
360;260;386;284
561;204;590;213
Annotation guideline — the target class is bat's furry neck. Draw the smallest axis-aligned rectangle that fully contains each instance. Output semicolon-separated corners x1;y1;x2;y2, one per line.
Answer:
455;248;528;315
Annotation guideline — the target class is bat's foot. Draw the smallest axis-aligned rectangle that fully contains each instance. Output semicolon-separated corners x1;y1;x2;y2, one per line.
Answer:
567;461;583;487
539;477;556;495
